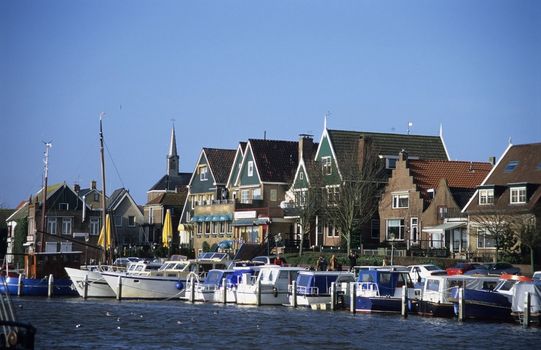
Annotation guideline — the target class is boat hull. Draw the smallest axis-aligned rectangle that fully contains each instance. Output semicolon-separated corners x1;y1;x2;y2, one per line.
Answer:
355;296;406;313
451;288;512;321
65;267;116;298
236;285;289;305
101;272;185;299
417;300;455;318
0;276;77;297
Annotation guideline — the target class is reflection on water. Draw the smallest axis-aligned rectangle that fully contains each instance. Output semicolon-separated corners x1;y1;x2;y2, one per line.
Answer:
15;297;540;349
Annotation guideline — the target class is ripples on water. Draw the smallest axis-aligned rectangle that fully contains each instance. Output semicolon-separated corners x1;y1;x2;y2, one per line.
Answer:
14;297;541;349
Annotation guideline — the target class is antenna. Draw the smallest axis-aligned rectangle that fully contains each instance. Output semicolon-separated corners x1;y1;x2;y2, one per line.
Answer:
407;122;413;135
324;111;331;129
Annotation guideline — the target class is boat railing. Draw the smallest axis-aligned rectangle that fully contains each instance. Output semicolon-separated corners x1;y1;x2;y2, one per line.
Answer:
356;282;380;297
295;285;319;296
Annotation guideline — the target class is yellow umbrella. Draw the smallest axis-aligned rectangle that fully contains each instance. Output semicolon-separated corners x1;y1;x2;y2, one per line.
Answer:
98;214;112;249
162;209;173;248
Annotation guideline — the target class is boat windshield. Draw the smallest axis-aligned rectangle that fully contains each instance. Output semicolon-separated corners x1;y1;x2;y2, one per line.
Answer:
159;262;189;271
424;265;442;271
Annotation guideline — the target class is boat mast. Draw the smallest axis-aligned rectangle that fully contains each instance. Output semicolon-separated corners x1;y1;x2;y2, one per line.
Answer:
39;141;52;253
99;113;109;264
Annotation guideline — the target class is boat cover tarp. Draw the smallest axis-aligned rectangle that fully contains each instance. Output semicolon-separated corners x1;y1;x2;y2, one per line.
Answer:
512;282;541;313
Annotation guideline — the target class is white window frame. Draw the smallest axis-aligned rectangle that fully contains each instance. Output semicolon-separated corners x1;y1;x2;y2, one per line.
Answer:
322;157;332;175
385;156;398;169
479;188;494;205
386;218;405;240
199;165;208;181
241;189;250;204
510;186;526;204
410;217;418;244
253;188;262;200
248;161;254;177
299;171;304;180
90;217;100;235
327;185;340;203
270;189;277;202
477;228;496;249
47;217;57;235
114;215;123;227
392;192;409;209
62;217;72;235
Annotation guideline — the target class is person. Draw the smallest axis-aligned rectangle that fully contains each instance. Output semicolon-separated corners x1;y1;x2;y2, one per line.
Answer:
348;251;358;271
273;255;283;266
316;255;327;271
329;254;338;271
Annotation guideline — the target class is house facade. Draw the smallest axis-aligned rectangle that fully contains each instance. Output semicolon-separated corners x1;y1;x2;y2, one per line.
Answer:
463;142;541;261
107;188;144;249
379;151;492;257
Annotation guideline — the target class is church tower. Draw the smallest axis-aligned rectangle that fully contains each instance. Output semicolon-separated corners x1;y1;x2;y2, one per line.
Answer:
167;126;179;177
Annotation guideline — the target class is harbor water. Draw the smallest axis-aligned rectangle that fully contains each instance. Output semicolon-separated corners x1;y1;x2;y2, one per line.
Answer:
14;297;541;349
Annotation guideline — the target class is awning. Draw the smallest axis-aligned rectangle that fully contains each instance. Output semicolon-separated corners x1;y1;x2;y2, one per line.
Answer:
191;214;232;222
191;216;206;222
422;222;466;233
254;218;270;225
232;218;256;226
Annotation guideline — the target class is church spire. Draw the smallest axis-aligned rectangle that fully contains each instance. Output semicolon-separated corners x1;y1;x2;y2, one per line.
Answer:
167;125;179;176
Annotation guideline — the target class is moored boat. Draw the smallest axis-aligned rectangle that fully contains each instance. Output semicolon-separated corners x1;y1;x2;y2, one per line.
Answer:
288;270;355;307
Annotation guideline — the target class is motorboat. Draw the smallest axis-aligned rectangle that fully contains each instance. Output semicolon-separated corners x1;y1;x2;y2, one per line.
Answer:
184;269;236;303
64;265;122;298
511;280;541;324
352;268;416;313
236;265;306;305
288;270;355;307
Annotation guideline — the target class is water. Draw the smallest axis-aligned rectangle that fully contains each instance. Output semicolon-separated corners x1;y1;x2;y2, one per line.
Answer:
12;297;541;349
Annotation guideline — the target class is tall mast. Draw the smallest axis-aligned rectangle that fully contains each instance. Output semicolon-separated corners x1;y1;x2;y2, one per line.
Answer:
39;141;52;252
99;113;108;264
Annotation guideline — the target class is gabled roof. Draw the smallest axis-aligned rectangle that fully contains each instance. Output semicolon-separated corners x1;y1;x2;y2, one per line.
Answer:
146;190;188;207
204;148;236;184
5;201;28;222
249;139;299;183
107;188;143;214
326;129;449;165
148;173;191;192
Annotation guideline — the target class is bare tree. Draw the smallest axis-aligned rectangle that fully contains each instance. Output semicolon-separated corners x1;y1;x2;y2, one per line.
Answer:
513;214;541;273
325;140;385;254
470;210;520;262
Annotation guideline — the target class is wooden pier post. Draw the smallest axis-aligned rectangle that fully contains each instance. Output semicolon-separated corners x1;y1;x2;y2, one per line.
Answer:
222;278;227;304
116;275;122;301
330;282;336;311
83;274;89;300
17;273;23;296
458;287;465;322
292;280;297;308
349;282;356;314
190;276;195;303
47;274;54;298
256;278;262;306
401;285;408;318
523;291;531;328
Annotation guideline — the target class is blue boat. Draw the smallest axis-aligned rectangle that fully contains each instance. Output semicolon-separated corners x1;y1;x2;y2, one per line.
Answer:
0;252;81;297
289;271;355;307
354;269;416;313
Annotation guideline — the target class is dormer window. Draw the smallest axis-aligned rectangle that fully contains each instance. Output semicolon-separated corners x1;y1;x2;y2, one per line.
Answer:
385;157;398;169
504;160;519;173
510;186;526;204
479;189;494;205
392;192;409;209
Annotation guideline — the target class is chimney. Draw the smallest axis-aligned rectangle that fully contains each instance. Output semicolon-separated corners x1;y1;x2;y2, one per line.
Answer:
488;156;496;166
298;134;313;162
91;180;97;190
74;183;80;193
399;149;408;162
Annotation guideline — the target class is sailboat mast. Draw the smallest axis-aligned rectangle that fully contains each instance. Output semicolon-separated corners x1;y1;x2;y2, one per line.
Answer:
99;113;108;264
39;142;52;253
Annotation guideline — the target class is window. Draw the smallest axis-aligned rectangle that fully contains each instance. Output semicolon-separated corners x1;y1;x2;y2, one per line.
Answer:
386;219;405;240
385;157;398;169
296;190;307;207
90;217;100;235
479;189;494;205
47;218;57;235
205;222;211;235
477;228;496;248
62;217;72;235
128;216;135;227
93;193;99;201
241;190;250;204
504;161;519;173
322;157;332;175
253;188;262;200
114;216;122;227
392;193;409;208
148;207;154;224
410;217;418;244
327;186;340;203
510;186;526;204
326;223;338;237
199;165;208;181
59;203;69;210
248;161;254;177
438;206;448;219
299;172;304;180
270;189;277;202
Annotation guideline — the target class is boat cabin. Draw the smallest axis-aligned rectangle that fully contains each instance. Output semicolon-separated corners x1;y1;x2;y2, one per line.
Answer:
357;269;413;297
296;271;355;296
26;251;82;279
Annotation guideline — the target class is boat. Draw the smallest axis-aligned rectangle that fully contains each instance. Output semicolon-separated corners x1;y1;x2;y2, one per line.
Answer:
0;276;36;349
0;252;80;297
64;265;124;298
417;275;495;318
236;265;306;305
288;270;355;307
352;268;416;313
448;274;528;321
184;269;236;302
511;280;541;324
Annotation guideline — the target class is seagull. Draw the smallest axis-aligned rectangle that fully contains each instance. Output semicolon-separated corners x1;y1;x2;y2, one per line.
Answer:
75;324;81;328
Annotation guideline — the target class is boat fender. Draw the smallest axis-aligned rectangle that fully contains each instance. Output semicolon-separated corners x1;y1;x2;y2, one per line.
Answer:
176;281;184;290
273;286;278;298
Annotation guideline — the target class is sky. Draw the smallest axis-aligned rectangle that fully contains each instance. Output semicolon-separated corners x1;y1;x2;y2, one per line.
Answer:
1;0;540;209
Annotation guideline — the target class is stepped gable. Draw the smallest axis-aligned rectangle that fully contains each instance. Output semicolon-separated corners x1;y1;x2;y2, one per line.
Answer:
204;148;236;184
249;139;299;183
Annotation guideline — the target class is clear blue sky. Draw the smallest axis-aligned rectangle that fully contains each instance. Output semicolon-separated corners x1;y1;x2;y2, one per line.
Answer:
1;0;540;209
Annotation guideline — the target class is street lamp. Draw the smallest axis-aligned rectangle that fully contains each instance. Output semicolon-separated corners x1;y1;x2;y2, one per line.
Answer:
389;233;395;266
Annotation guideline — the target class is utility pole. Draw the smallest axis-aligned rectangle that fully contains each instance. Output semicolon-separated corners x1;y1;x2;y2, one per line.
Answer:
40;141;52;252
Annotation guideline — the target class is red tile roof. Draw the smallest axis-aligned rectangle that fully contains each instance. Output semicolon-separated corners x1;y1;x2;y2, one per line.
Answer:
408;160;492;194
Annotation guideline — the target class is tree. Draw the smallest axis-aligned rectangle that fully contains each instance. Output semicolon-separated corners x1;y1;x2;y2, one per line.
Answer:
514;214;541;273
13;218;28;268
325;140;385;254
470;211;520;262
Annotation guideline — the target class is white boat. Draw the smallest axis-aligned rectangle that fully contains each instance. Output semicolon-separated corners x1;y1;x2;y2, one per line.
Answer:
288;270;355;307
236;265;306;305
185;267;259;303
64;266;121;298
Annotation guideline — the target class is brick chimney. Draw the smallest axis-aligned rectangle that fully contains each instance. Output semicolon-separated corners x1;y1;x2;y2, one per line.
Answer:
91;180;97;190
74;183;80;193
298;134;314;162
